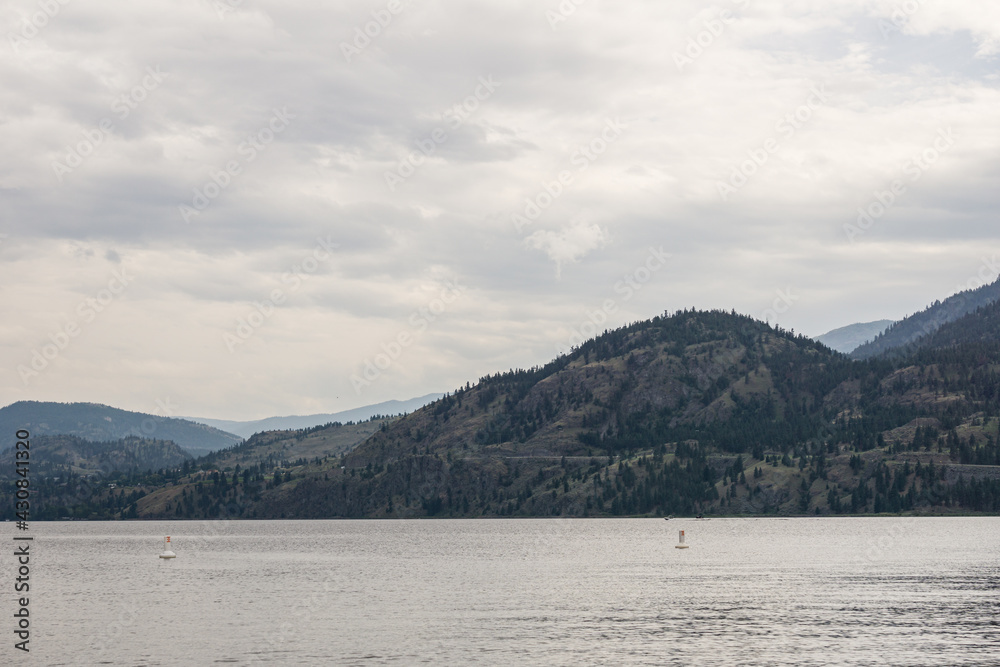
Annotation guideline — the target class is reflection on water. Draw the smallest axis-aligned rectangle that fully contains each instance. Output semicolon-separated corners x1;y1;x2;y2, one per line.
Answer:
27;517;1000;666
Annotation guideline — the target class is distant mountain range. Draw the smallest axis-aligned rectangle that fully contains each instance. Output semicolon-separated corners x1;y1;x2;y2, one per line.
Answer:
0;401;241;457
182;393;443;439
814;320;894;354
850;278;1000;359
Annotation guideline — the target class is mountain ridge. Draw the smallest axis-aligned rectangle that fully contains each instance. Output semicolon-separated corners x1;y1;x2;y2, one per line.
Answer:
181;393;443;439
815;320;894;354
6;293;1000;520
0;401;241;456
850;278;1000;359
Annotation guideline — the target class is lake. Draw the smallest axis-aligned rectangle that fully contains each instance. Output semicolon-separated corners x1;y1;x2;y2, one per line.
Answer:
18;517;1000;665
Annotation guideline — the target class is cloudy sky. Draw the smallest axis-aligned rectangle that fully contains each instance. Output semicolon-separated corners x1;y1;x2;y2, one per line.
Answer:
1;0;998;420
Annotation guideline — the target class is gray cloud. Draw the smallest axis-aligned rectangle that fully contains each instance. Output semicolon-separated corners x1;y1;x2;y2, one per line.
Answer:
1;0;998;418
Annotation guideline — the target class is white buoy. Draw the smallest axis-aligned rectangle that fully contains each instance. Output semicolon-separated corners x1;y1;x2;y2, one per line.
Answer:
675;529;689;549
159;536;176;559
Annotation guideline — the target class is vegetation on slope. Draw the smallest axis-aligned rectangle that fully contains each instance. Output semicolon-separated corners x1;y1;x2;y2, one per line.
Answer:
7;307;1000;520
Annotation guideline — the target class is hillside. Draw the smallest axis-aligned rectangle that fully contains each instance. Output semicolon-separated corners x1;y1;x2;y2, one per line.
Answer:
909;300;1000;352
9;308;999;521
0;417;393;519
77;308;999;520
0;401;241;455
851;278;1000;359
815;320;893;354
0;434;190;479
194;418;393;470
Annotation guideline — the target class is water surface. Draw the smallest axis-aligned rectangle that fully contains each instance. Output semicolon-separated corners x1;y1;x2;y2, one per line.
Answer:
20;517;1000;665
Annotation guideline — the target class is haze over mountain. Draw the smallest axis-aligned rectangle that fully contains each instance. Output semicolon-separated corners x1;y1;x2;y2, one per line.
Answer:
0;401;241;456
815;320;894;354
851;278;1000;359
183;393;443;439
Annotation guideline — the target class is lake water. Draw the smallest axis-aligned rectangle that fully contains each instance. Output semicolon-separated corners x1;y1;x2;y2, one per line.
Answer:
15;517;1000;666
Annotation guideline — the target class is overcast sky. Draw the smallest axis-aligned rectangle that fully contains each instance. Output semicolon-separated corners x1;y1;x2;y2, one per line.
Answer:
1;0;998;420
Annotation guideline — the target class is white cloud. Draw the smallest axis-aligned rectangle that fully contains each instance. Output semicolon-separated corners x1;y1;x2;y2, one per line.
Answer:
525;221;610;278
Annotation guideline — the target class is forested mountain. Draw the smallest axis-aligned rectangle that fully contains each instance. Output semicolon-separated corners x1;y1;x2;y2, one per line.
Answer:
9;307;1000;521
815;320;894;354
0;417;393;519
0;401;241;455
908;300;1000;352
851;278;1000;359
0;434;191;479
194;417;393;471
66;307;994;521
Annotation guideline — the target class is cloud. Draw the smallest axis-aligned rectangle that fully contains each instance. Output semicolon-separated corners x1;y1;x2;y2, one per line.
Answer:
0;0;998;418
525;221;610;278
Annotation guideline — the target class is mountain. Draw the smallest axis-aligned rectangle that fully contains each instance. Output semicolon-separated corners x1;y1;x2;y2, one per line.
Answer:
102;308;1000;520
0;401;241;456
851;278;1000;359
11;304;1000;521
182;393;443;439
905;299;1000;353
0;434;191;479
194;417;393;471
815;320;894;354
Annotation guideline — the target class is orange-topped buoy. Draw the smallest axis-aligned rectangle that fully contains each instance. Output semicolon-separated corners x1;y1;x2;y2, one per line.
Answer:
159;536;176;559
675;529;689;549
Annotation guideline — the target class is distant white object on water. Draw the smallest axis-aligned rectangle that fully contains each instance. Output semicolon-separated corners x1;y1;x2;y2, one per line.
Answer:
159;536;176;559
675;530;689;549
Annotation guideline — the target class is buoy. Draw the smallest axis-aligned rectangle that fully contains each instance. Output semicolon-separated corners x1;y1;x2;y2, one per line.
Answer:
159;536;176;559
675;529;689;549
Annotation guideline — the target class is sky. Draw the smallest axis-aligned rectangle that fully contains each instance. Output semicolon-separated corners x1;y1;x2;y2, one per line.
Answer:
1;0;998;421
